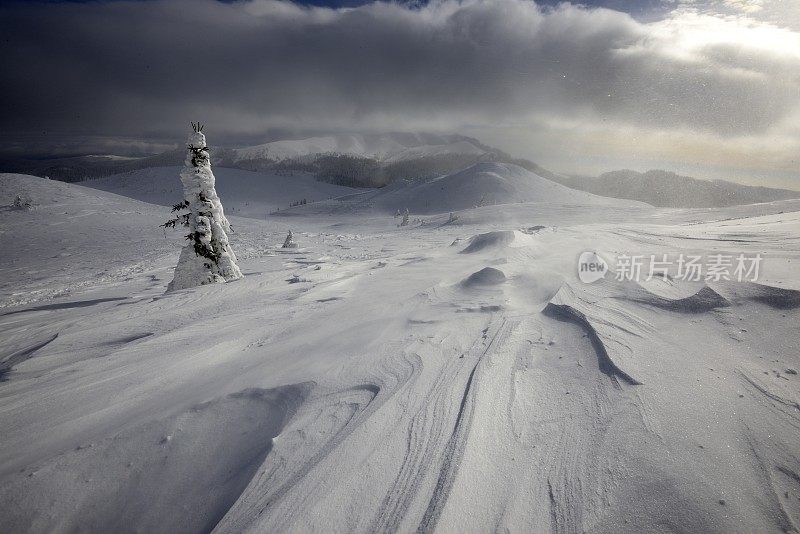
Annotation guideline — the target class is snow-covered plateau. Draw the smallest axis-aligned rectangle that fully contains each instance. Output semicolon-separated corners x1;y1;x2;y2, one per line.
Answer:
1;163;799;533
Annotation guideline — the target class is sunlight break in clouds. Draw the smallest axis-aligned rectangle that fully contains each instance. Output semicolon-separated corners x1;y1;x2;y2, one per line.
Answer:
0;0;797;185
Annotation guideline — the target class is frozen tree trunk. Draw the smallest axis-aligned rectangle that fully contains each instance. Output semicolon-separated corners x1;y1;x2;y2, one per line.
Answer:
168;126;243;291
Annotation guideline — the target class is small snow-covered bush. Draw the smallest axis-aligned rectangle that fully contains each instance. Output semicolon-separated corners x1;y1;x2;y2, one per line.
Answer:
282;230;299;249
12;194;33;210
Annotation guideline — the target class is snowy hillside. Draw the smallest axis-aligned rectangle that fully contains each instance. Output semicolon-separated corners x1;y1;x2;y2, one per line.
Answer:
82;162;637;218
372;162;644;213
286;162;646;215
231;133;488;163
0;173;178;307
1;172;799;533
84;166;361;217
0;133;492;186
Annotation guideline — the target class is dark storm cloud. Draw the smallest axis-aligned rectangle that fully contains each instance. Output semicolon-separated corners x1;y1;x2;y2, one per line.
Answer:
0;0;798;145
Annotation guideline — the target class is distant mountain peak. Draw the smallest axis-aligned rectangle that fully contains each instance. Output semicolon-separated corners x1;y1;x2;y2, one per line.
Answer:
552;168;800;208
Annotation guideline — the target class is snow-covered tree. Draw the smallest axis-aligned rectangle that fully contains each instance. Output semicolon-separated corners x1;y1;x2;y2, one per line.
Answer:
282;230;298;248
399;208;409;227
166;123;242;291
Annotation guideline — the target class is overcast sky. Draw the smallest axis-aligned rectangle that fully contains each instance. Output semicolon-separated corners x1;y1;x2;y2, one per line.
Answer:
1;0;798;187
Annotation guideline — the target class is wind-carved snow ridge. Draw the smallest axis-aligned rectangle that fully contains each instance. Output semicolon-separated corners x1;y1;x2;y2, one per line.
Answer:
214;366;442;532
0;333;58;382
543;277;740;387
544;286;643;387
168;127;242;291
717;281;800;310
616;283;730;313
746;436;800;533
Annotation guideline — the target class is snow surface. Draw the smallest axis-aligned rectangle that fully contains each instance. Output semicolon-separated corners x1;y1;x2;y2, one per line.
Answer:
1;167;799;533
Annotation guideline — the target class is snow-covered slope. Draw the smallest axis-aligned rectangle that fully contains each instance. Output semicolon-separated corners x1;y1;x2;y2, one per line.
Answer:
1;171;799;533
374;162;642;213
0;173;179;307
294;162;646;215
83;166;361;218
231;133;488;163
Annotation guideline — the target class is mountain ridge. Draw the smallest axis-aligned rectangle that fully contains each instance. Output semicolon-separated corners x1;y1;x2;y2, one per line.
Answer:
548;169;800;208
2;134;798;208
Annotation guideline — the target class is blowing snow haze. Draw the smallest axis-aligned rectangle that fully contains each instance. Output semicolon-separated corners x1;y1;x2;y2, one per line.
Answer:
1;0;799;188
